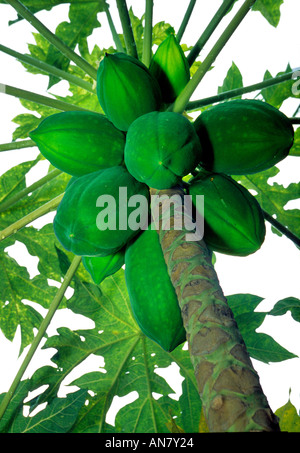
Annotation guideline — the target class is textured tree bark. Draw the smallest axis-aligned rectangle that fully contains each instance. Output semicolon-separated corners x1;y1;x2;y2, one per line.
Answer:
150;186;280;432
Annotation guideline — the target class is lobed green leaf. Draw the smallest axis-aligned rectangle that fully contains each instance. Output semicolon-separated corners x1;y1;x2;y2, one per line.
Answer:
227;294;297;363
22;269;200;433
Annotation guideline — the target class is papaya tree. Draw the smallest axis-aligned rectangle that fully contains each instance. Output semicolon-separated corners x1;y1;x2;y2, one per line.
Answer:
0;0;299;434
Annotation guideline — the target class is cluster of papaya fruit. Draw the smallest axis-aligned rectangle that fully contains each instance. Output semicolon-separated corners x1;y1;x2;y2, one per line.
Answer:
29;34;294;352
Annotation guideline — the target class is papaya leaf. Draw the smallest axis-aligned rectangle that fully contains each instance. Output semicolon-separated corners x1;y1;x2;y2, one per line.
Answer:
166;416;185;433
0;160;70;233
11;113;42;141
227;294;297;363
0;380;31;433
176;359;201;433
9;389;88;433
218;61;243;99
151;21;175;46
252;0;284;28
47;3;103;89
275;398;300;432
269;297;300;323
0;160;73;351
0;250;58;353
25;269;199;433
13;226;73;283
261;65;300;108
233;166;300;239
25;32;53;76
0;158;40;230
12;103;62;141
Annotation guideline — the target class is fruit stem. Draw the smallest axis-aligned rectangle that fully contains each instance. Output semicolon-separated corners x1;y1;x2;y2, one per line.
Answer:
0;193;64;242
103;2;125;53
4;0;97;80
169;0;256;114
263;210;300;248
0;254;82;422
176;0;197;43
142;0;153;67
116;0;138;59
187;0;236;66
0;44;95;93
0;168;62;213
0;83;94;112
0;139;36;152
186;71;297;110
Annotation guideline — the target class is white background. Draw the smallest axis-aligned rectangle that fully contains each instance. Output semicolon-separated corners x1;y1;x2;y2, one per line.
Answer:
0;0;299;425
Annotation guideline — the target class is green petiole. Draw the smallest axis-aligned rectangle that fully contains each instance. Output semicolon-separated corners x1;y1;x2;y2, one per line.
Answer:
0;44;95;93
5;0;97;80
169;0;257;114
186;71;297;111
0;83;94;112
0;168;62;213
0;193;64;242
116;0;138;59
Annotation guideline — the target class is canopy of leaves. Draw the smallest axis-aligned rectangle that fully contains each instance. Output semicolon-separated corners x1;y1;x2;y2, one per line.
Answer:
0;0;299;434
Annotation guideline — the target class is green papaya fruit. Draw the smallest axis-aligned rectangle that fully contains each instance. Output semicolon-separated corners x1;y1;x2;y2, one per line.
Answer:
54;166;150;256
29;111;125;176
188;171;266;256
82;248;125;285
149;34;190;103
194;99;294;175
124;111;202;189
125;225;186;351
97;52;162;131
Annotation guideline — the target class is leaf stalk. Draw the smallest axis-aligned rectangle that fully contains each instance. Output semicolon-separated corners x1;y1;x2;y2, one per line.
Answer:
142;0;153;67
0;83;93;112
103;2;125;52
186;71;297;111
0;139;36;152
176;0;197;44
263;210;300;248
0;168;62;213
116;0;138;58
4;0;97;80
0;193;64;241
169;0;257;114
0;44;95;93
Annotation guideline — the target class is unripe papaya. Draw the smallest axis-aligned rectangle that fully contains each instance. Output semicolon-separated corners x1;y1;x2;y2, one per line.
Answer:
124;111;202;189
54;166;150;256
194;99;294;175
125;225;186;351
149;34;190;103
82;248;125;285
97;52;162;131
188;171;266;256
29;111;125;176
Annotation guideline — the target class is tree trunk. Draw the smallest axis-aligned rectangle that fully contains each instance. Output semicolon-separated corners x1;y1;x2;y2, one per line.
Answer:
150;187;280;433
